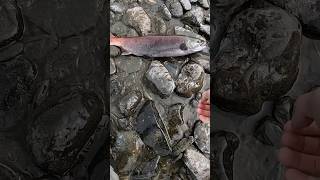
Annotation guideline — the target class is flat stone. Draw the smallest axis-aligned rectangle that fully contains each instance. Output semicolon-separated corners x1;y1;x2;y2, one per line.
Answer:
145;61;176;98
123;6;151;35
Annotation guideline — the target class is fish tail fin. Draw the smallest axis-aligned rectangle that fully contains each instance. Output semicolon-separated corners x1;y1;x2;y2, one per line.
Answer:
110;33;120;46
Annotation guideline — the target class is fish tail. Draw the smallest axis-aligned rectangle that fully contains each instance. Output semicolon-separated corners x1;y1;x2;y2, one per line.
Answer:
110;33;120;46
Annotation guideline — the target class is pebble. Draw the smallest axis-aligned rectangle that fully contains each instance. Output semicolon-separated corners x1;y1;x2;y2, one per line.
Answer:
175;63;204;98
166;0;184;18
179;0;192;11
124;6;151;35
110;58;117;75
119;90;142;116
194;122;210;154
159;4;172;21
182;6;204;26
183;149;210;180
145;61;176;98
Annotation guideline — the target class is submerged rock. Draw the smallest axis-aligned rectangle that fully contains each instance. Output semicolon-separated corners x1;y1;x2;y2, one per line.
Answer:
194;122;210;154
183;148;210;180
27;91;103;174
176;63;204;98
118;90;142;116
145;61;176;98
112;131;145;176
124;6;151;35
212;6;302;114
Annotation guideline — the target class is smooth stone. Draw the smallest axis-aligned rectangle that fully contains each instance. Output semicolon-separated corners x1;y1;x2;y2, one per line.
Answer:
182;6;204;26
114;56;143;74
145;61;176;98
183;149;210;180
110;2;126;13
200;24;210;36
159;4;172;21
198;0;209;9
152;16;167;34
179;0;192;11
110;46;121;57
118;90;142;116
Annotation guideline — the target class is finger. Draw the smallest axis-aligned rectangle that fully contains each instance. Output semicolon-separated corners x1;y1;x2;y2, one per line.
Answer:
291;93;314;129
198;103;210;111
279;147;320;176
197;108;210;117
281;132;320;155
285;169;320;180
201;90;210;102
199;115;210;123
284;121;320;136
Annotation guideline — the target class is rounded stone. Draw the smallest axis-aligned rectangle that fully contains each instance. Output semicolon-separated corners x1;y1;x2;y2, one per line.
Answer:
212;6;302;114
123;6;151;35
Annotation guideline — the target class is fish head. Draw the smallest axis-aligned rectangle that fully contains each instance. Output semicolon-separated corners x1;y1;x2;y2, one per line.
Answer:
183;37;207;53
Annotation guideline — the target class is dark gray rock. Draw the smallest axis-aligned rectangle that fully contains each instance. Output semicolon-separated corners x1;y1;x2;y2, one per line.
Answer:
254;116;283;147
166;0;184;18
273;96;294;125
212;6;301;114
176;63;204;98
145;61;175;98
112;131;145;176
119;90;142;116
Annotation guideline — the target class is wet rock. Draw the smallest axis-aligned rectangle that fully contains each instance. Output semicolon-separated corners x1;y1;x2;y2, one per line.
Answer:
115;56;143;74
20;0;98;37
119;90;142;116
212;6;301;114
111;22;139;37
166;104;185;142
110;58;117;75
200;24;210;36
110;3;126;14
0;0;21;47
273;96;294;125
152;16;167;34
172;137;194;156
131;155;160;179
191;54;210;73
198;0;209;9
145;61;176;98
27;91;103;174
0;57;36;131
183;148;210;180
174;26;206;41
267;0;320;38
124;6;151;35
159;4;172;21
135;101;171;156
254;116;283;147
166;0;184;18
112;131;145;176
194;122;210;154
110;46;121;57
176;63;204;97
182;6;204;26
179;0;192;11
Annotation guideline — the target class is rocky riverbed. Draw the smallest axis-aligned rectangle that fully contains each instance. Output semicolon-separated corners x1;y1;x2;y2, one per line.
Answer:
110;0;210;179
212;0;320;180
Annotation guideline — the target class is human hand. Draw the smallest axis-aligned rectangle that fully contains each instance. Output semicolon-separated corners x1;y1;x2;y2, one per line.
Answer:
279;88;320;179
197;90;210;123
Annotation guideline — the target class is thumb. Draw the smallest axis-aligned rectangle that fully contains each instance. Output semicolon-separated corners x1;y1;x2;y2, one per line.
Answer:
291;92;315;129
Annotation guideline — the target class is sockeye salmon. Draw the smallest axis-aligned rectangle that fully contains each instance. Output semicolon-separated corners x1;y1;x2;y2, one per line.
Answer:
110;34;207;57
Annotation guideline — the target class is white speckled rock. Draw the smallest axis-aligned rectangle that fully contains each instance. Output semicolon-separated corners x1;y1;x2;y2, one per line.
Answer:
183;149;210;180
124;6;151;35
